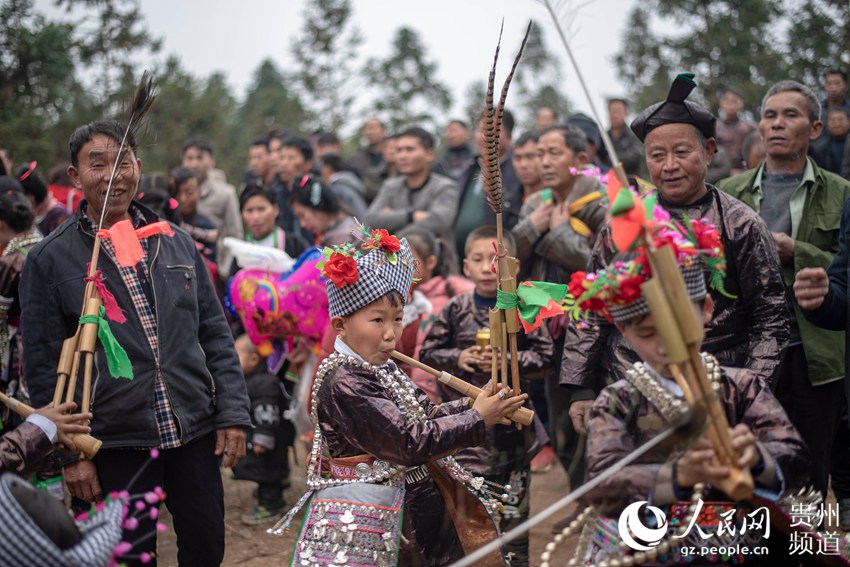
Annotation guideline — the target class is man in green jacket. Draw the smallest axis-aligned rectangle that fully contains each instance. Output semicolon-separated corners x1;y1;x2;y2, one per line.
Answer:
718;80;850;497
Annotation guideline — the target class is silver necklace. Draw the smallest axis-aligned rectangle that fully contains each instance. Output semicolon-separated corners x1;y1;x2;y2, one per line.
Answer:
624;353;721;424
2;230;41;258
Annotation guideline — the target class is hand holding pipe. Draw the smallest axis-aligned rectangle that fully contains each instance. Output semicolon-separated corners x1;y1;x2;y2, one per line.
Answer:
390;350;534;426
0;392;102;459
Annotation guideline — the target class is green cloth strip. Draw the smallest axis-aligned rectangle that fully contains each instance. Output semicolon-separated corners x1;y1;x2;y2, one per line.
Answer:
496;281;568;325
79;306;134;379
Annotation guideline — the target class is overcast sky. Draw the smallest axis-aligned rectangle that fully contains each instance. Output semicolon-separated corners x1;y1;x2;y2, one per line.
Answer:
40;0;641;133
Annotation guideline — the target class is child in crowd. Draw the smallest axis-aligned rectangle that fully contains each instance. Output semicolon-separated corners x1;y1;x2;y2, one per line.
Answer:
420;225;554;566
169;167;218;264
571;212;808;563
289;176;358;247
232;334;290;525
285;226;527;566
403;227;474;402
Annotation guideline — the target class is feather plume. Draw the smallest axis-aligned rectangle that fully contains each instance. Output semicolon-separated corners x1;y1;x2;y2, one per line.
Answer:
97;72;159;230
481;22;503;213
481;22;532;215
121;71;158;153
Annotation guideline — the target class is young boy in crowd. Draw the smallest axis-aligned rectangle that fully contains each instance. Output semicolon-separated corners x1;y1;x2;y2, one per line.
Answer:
570;211;808;563
288;226;527;566
420;225;554;566
232;334;289;525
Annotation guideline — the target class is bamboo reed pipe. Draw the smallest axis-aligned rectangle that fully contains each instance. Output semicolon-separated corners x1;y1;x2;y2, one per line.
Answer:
390;350;534;426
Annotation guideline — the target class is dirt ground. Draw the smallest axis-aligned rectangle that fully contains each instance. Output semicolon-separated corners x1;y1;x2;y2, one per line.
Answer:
156;444;580;566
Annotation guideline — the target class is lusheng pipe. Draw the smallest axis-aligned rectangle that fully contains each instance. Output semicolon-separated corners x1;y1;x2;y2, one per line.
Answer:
389;350;534;427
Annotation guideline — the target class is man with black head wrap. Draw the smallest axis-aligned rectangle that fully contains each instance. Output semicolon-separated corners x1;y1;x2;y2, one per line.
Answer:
562;74;789;458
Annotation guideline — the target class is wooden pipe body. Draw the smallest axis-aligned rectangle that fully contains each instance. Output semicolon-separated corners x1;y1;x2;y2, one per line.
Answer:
643;246;754;501
0;392;101;459
390;350;534;426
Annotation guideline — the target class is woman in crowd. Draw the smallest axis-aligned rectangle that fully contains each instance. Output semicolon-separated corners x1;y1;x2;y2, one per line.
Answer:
289;176;358;247
238;183;305;265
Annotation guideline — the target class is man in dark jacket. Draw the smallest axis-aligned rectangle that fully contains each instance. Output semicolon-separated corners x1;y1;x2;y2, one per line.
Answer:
562;74;789;462
21;120;252;566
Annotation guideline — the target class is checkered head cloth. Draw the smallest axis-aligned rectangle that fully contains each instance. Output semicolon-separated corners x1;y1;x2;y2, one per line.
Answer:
608;262;707;324
0;473;125;567
326;237;417;318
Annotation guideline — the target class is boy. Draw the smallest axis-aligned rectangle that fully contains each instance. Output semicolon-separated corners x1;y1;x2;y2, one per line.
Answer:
420;225;554;566
287;226;528;566
232;335;289;525
569;212;808;562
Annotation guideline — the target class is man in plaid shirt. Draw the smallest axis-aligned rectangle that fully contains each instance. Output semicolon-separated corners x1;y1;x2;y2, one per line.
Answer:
22;121;251;566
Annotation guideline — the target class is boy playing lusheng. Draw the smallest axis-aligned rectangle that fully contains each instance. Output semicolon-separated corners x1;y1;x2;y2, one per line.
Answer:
232;334;289;526
282;226;528;566
420;225;554;566
569;206;808;563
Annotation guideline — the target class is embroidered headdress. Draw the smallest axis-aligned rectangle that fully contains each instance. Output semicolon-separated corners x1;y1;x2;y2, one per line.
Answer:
0;473;126;566
568;184;731;324
319;226;416;318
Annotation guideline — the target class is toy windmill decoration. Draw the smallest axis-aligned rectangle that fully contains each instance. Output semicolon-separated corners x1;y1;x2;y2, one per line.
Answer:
48;73;160;460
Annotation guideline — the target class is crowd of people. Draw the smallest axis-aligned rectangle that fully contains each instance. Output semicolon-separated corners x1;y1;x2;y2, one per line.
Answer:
0;65;849;566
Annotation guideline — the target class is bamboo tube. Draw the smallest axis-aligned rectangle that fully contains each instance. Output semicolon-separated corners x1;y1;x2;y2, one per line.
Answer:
0;392;102;459
488;309;501;388
65;351;82;405
500;321;508;390
642;248;753;500
390;350;534;426
78;290;103;416
53;334;79;406
81;354;93;415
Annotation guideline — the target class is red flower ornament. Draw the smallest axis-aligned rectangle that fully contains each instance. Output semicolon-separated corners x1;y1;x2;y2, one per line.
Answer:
322;252;359;288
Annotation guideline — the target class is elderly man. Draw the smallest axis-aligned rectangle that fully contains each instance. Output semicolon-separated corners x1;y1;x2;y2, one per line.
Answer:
21;120;251;566
720;80;850;497
563;74;789;464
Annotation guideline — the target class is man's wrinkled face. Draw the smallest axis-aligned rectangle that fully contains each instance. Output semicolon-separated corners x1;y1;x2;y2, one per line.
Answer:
537;130;581;193
69;134;141;227
759;91;821;162
645;123;714;205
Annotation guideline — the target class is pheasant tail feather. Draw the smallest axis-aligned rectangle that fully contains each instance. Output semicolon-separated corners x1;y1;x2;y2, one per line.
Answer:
482;22;532;215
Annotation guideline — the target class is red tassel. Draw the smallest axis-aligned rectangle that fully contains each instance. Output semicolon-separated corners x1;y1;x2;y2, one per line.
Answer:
86;265;127;324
